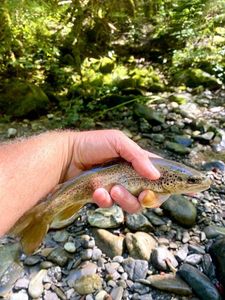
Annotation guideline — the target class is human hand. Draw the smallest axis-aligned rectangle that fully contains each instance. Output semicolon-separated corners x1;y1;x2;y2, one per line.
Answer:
65;130;160;213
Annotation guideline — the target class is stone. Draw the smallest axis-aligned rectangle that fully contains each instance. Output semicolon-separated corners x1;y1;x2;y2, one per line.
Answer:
175;245;189;262
143;210;166;226
178;264;221;300
110;286;124;300
14;278;29;290
169;93;189;105
162;195;197;227
44;290;60;300
47;248;68;267
95;290;109;300
81;249;93;260
74;274;102;295
134;103;165;125
165;141;190;154
202;161;225;172
174;135;193;147
122;257;148;280
53;231;69;243
125;232;157;261
92;248;102;261
92;229;125;258
28;269;47;298
0;80;50;117
151;246;178;271
209;238;225;288
7;128;17;138
88;205;124;228
24;255;42;266
131;282;150;295
10;291;29;300
64;242;76;253
147;273;192;296
204;225;225;239
67;262;97;287
125;212;154;232
185;254;203;265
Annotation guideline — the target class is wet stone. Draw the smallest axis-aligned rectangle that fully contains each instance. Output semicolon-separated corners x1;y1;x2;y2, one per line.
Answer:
143;210;166;226
178;263;221;300
53;231;69;243
23;255;42;266
47;248;68;267
185;254;203;265
209;237;225;288
202;160;225;172
175;245;189;262
182;231;191;243
67;262;97;287
131;282;150;295
165;141;190;154
40;261;55;269
28;269;47;298
64;242;76;253
125;212;154;232
74;274;102;295
88;205;124;228
204;225;225;239
122;257;148;281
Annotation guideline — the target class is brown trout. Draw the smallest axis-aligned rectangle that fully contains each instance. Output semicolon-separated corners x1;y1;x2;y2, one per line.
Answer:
10;158;211;255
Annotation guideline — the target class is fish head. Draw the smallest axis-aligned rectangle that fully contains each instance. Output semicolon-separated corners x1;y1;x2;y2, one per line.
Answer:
151;158;211;194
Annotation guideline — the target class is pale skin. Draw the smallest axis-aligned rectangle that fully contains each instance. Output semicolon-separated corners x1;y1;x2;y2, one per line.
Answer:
0;129;160;236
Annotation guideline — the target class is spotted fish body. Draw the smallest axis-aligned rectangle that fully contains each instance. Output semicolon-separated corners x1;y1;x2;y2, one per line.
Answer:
10;158;211;254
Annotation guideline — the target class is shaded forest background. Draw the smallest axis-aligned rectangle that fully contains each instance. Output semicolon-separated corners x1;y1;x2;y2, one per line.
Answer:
0;0;225;126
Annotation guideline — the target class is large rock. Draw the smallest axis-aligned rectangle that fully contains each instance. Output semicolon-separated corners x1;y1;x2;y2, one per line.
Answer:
162;195;197;227
125;212;154;232
0;80;49;117
204;225;225;239
134;103;165;125
122;257;148;281
178;264;222;300
209;238;225;288
125;232;157;261
151;246;178;271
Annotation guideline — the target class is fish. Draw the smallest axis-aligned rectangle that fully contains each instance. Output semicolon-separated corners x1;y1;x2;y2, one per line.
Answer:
9;158;211;255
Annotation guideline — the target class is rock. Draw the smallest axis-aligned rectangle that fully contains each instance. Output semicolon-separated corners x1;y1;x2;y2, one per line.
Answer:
131;282;150;294
92;229;125;258
88;205;124;228
7;128;17;138
122;257;148;280
10;291;29;300
67;262;97;287
44;290;60;300
82;249;93;260
24;255;42;266
151;246;178;271
209;238;225;288
134;103;165;125
14;278;29;290
204;225;225;239
0;243;21;278
0;80;50;117
169;93;190;104
95;290;110;300
40;261;54;269
64;242;76;253
74;274;102;295
173;68;222;90
92;248;102;261
178;264;221;300
125;232;157;261
53;230;69;243
143;210;166;226
175;245;189;262
28;269;47;298
165;141;190;154
110;286;124;300
202;160;225;172
185;254;203;265
188;244;205;255
162;195;197;227
47;248;68;267
125;212;154;232
194;132;215;143
182;231;191;243
147;273;192;296
174;135;193;147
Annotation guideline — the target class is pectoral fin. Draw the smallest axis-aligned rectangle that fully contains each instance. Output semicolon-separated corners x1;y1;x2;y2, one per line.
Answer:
50;202;86;229
140;191;170;208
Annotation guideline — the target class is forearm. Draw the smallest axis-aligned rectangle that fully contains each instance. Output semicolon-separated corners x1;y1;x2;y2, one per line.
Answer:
0;131;74;235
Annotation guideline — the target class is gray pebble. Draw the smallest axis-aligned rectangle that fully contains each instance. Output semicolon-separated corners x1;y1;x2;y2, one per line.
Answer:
14;278;29;290
64;242;76;253
10;291;28;300
185;254;203;265
92;248;102;261
82;249;93;260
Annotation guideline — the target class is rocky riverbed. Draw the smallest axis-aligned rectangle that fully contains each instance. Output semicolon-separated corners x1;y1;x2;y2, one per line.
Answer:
0;89;225;300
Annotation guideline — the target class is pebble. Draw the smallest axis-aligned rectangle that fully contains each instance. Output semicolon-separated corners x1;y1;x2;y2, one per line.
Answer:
67;262;97;287
209;237;225;288
125;232;157;261
151;246;178;271
178;264;221;300
74;274;102;295
143;210;166;226
92;229;125;258
122;257;148;280
131;282;150;295
110;286;124;300
47;248;68;267
7;128;17;138
92;248;102;261
53;231;69;243
175;245;189;262
28;269;47;298
14;278;29;290
204;225;225;238
40;261;55;269
43;290;60;300
82;249;93;260
95;290;109;300
125;212;154;231
23;255;42;266
185;254;203;265
88;205;124;228
147;273;192;296
10;290;29;300
182;231;191;243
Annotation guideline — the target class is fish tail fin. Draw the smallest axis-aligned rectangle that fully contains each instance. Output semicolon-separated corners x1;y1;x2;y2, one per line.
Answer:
9;202;51;255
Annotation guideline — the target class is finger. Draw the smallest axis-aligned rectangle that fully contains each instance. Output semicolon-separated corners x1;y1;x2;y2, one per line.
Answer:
93;188;113;208
114;134;161;180
110;185;141;213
